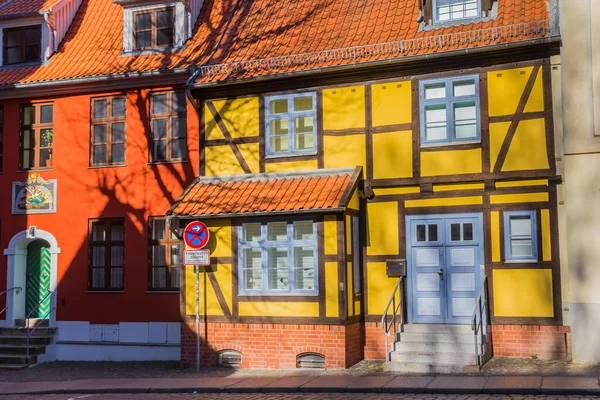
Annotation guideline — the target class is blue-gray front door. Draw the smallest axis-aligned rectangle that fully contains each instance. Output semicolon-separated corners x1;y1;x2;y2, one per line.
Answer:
407;213;484;324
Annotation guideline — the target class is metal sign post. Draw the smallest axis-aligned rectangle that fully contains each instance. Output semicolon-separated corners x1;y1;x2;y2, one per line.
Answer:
183;221;210;372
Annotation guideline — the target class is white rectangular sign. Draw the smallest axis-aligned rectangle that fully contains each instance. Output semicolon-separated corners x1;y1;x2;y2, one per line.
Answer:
185;250;211;266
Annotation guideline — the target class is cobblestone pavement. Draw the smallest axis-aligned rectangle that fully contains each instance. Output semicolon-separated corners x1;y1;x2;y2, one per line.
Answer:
2;358;600;383
2;394;600;400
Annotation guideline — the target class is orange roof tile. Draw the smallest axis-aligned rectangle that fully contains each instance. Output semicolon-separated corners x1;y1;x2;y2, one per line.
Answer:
0;0;552;87
167;167;362;217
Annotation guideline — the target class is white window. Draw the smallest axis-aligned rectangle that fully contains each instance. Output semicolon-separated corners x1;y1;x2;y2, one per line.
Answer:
435;0;480;23
239;220;318;295
265;93;317;157
419;75;480;145
504;211;538;262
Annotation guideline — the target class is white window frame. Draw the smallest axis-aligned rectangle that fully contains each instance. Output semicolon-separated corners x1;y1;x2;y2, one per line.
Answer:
419;74;481;146
433;0;481;24
264;92;318;157
238;219;318;296
0;17;51;67
503;210;538;262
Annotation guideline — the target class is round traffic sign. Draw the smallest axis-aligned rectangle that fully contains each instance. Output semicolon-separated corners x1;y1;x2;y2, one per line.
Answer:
184;221;210;249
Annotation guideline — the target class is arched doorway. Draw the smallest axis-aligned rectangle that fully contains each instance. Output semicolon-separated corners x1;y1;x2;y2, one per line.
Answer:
3;229;60;327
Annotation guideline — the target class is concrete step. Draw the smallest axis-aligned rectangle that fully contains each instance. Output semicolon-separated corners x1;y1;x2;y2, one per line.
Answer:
384;360;479;374
15;318;49;328
0;336;53;346
402;324;474;334
0;354;37;365
398;331;474;344
0;364;29;370
393;340;474;354
390;350;477;365
0;327;57;336
0;345;46;355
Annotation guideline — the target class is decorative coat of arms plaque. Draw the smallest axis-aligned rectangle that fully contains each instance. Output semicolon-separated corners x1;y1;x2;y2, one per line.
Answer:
12;174;57;214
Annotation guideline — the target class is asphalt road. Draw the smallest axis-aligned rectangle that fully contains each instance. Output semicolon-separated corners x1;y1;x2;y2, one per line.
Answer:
3;394;599;400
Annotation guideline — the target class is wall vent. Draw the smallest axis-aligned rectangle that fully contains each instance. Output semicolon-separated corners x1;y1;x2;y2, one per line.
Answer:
296;352;326;369
218;350;242;368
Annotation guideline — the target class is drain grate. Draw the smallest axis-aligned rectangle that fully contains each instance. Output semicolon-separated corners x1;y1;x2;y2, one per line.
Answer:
296;352;325;369
218;350;242;368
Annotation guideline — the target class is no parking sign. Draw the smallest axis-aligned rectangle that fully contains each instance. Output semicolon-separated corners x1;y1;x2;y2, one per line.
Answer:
184;221;210;266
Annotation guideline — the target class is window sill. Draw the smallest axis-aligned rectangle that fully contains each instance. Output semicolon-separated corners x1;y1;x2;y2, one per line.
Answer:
86;291;125;294
88;164;128;169
121;46;186;57
265;151;318;160
504;259;539;264
420;139;480;148
0;61;43;70
146;290;180;294
148;160;188;166
238;293;319;298
17;168;53;173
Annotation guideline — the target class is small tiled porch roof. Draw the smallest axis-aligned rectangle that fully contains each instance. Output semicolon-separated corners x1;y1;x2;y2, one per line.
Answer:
167;167;362;218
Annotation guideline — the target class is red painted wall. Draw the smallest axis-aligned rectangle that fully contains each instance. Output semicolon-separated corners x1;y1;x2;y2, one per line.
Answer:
0;86;198;324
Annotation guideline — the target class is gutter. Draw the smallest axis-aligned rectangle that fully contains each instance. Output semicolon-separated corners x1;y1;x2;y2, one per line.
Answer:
190;36;561;90
0;12;39;20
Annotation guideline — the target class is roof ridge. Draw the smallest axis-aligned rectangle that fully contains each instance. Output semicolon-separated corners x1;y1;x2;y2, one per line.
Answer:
196;168;357;184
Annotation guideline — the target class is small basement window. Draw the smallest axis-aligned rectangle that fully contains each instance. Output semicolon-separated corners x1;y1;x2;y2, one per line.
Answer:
218;350;242;368
296;353;325;369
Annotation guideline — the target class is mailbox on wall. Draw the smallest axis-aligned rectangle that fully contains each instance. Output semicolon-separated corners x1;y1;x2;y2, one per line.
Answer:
386;259;406;277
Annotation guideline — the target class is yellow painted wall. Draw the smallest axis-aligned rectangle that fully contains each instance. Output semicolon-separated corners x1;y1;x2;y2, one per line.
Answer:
323;86;366;130
354;300;361;315
238;302;320;317
496;180;548;188
373;131;413;178
493;269;554;317
185;263;233;316
325;261;339;318
348;189;360;210
323;134;366;170
371;81;412;127
542;209;552;261
204;145;245;176
502;119;550;171
238;143;260;173
265;159;318;173
490;121;510;169
524;69;545;113
367;262;400;315
405;196;483;208
366;202;399;255
421;149;482;176
488;66;535;116
347;261;353;315
490;192;549;204
434;183;485;192
324;215;338;255
373;187;420;196
205;98;260;139
491;211;501;262
346;215;352;255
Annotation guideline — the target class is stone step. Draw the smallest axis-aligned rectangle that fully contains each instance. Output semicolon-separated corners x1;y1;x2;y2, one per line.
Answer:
402;324;474;334
0;364;29;370
398;331;475;344
0;354;37;365
0;327;57;336
384;360;479;374
390;350;477;365
15;318;49;328
0;336;53;346
393;340;474;353
0;345;47;355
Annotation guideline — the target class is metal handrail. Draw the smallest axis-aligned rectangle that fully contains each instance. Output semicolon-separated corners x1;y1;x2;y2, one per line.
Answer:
380;276;405;361
21;289;55;363
471;275;490;366
0;287;22;318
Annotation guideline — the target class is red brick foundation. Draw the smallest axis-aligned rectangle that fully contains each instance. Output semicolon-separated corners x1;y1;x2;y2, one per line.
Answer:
491;325;572;360
181;321;364;369
364;321;397;360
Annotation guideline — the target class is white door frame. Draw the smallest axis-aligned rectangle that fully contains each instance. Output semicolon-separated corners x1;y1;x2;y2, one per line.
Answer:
2;228;60;327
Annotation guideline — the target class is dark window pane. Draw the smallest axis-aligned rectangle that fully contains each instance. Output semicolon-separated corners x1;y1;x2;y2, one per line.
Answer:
22;105;35;125
92;223;107;241
173;92;187;112
157;9;173;28
170;267;180;289
135;31;151;49
172;117;186;138
40;105;53;124
5;48;20;64
416;225;426;242
25;27;41;44
110;268;123;288
152;267;167;289
21;149;32;169
111;143;125;163
171;138;186;160
22;129;33;148
451;224;460;241
152;245;167;266
93;145;107;165
153;140;167;161
156;28;173;47
24;45;40;63
135;12;152;30
40;149;52;167
94;124;107;144
93;100;107;119
111;222;124;241
153;119;167;139
5;30;20;47
463;223;473;241
112;97;126;118
428;224;438;242
152;94;167;114
92;268;105;288
170;246;180;265
152;219;166;240
112;122;125;142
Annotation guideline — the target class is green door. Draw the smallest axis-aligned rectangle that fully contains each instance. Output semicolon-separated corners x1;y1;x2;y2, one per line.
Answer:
25;240;51;318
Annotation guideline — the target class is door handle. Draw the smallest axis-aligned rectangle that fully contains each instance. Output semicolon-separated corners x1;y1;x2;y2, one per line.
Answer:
438;268;444;281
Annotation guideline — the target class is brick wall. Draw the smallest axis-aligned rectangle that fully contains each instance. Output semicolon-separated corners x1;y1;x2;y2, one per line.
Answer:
491;325;572;360
181;322;364;369
364;321;397;360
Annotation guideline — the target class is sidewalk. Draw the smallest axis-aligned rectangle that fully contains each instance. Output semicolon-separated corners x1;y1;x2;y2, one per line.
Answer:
1;374;600;396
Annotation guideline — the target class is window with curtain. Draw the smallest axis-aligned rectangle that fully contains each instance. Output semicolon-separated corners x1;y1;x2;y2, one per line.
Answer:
150;91;187;163
149;217;182;291
91;96;126;166
89;219;125;290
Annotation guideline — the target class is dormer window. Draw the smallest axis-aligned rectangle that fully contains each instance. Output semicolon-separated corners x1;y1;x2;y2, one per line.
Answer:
435;0;479;23
134;7;174;50
2;25;42;65
420;0;494;27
